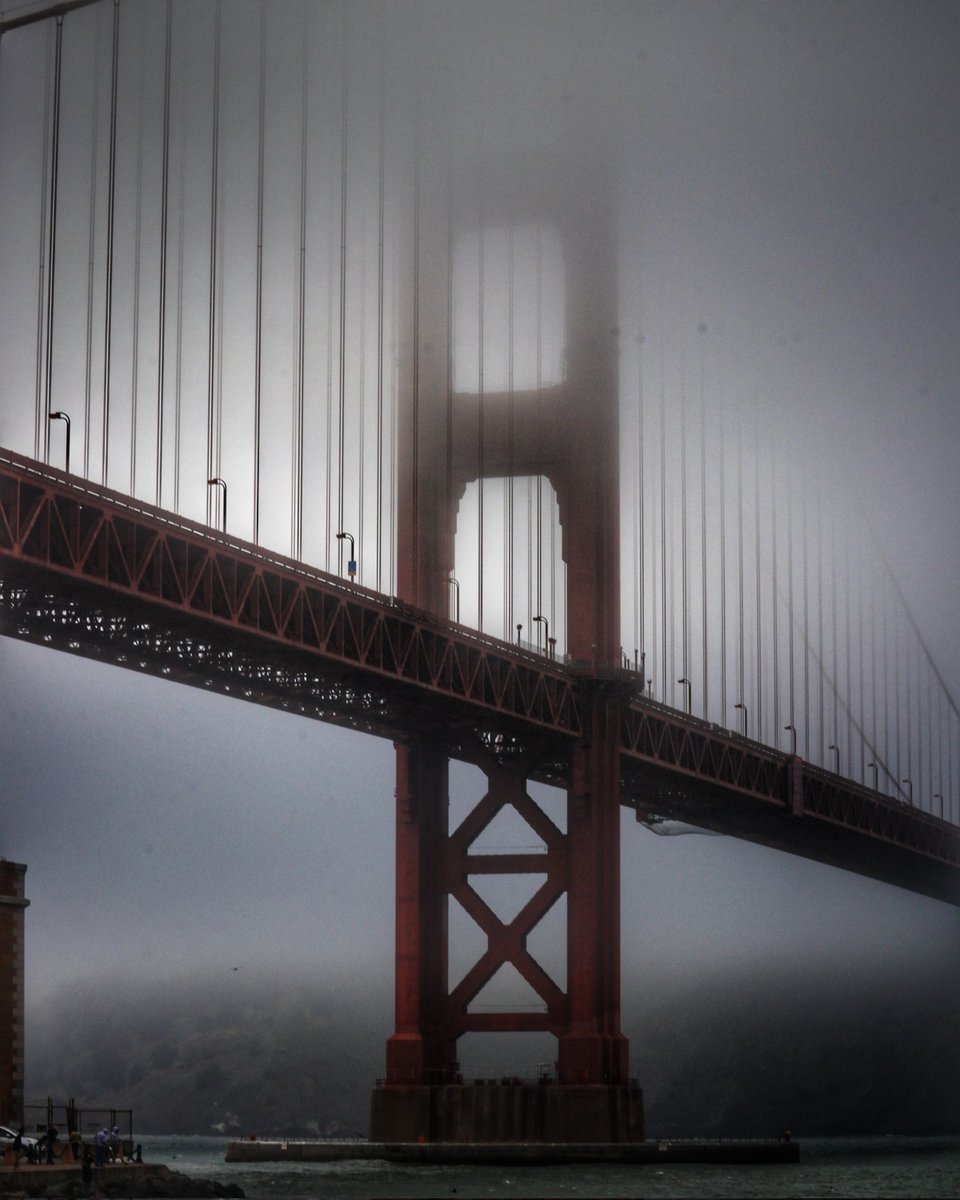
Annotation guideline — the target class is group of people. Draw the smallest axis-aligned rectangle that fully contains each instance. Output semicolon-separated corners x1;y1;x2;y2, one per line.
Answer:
11;1124;59;1166
10;1123;139;1170
93;1125;126;1165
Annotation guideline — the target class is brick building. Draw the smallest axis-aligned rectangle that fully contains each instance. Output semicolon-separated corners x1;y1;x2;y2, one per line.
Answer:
0;860;28;1128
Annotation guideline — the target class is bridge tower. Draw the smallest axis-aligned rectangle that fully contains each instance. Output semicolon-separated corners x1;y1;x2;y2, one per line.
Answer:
370;148;642;1143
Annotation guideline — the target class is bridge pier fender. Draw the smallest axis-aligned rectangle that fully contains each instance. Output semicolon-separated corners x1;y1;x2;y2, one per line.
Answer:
370;1082;644;1144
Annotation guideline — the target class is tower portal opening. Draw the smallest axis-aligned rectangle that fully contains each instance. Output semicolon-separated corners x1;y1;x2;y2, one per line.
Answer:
452;474;566;654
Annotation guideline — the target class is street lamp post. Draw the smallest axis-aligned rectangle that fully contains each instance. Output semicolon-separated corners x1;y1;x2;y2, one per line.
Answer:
734;702;747;736
901;778;913;805
207;478;227;532
828;743;840;774
516;623;523;646
336;532;357;580
533;614;549;655
677;677;692;715
784;724;797;756
49;411;71;473
866;761;878;791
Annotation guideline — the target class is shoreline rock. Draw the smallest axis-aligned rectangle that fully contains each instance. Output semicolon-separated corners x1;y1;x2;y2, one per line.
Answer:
0;1165;244;1199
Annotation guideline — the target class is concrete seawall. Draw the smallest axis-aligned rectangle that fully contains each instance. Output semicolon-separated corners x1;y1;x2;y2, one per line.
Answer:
225;1137;800;1165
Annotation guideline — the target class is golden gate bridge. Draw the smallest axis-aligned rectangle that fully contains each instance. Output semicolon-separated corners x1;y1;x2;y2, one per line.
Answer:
1;0;957;1144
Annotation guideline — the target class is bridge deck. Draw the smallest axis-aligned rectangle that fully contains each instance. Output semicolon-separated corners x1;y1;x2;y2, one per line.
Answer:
1;448;957;906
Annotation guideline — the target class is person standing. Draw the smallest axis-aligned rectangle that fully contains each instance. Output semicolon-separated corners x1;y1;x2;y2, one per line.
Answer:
108;1126;123;1163
94;1126;108;1167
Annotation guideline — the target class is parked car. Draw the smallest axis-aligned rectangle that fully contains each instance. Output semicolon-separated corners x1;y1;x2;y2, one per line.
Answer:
0;1124;38;1150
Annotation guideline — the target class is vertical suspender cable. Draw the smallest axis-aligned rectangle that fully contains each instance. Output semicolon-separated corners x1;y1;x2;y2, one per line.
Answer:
649;436;658;696
907;614;916;802
375;32;386;590
950;702;955;822
536;224;543;629
102;0;120;485
357;237;366;575
718;370;727;723
215;185;226;520
205;0;221;526
390;254;398;592
506;226;515;640
698;328;708;718
870;558;878;782
905;604;913;798
637;312;645;678
476;150;484;633
322;16;334;568
444;113;453;612
679;348;688;693
658;274;667;701
816;490;825;763
845;526;854;773
155;0;172;505
802;468;810;759
293;3;308;560
83;6;103;478
129;19;146;496
883;576;892;782
736;411;744;721
252;0;266;543
924;663;930;808
173;108;185;513
33;21;53;461
42;15;64;461
336;0;348;568
786;437;795;740
858;536;866;780
894;594;901;794
754;424;762;744
409;70;421;597
830;512;839;760
936;681;943;811
324;168;335;563
771;438;779;741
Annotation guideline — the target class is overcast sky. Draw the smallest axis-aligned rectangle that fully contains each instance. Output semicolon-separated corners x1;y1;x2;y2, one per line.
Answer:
2;0;959;1083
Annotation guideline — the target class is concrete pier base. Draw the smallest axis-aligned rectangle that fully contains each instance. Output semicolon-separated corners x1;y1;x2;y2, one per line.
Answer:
369;1081;644;1144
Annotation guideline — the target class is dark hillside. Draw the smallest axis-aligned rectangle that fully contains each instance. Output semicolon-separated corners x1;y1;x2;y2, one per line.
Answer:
26;957;958;1136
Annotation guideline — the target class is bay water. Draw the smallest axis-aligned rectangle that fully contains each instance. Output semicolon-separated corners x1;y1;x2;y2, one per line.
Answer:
139;1133;959;1198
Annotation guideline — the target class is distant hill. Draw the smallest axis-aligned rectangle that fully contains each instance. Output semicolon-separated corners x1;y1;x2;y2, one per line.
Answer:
25;956;959;1136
